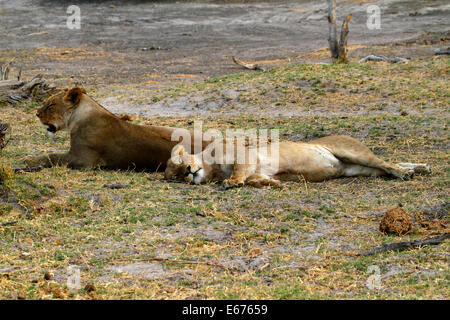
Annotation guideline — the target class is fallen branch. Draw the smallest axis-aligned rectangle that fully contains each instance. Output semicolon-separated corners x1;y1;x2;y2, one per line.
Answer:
434;48;450;55
359;233;449;256
0;71;58;107
0;221;17;227
359;55;408;64
231;56;265;72
103;183;130;189
116;257;231;270
13;166;43;173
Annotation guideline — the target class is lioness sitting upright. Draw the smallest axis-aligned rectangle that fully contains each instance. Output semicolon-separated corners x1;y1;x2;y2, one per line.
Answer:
165;135;430;188
26;88;208;170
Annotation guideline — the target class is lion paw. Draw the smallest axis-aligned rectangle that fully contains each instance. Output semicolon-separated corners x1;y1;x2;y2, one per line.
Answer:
397;163;431;175
223;179;244;189
418;164;431;175
400;168;414;181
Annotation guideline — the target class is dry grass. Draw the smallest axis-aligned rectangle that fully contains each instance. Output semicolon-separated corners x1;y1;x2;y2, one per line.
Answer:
0;55;448;300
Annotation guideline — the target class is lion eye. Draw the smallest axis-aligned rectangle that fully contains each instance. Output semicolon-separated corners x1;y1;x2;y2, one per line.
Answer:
173;156;182;165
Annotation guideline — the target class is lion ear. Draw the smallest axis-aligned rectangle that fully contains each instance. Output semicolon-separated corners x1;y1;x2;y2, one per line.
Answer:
172;144;185;157
64;88;86;105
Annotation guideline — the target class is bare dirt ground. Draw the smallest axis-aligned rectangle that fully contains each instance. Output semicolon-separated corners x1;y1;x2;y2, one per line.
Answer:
0;0;449;300
1;0;449;106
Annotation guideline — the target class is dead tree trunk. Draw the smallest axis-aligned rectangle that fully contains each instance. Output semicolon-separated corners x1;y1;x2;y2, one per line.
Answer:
0;62;57;107
327;0;339;61
359;233;450;256
1;62;11;81
327;0;352;63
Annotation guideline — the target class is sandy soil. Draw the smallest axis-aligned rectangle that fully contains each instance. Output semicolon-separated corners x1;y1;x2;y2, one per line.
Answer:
1;0;449;116
1;0;449;82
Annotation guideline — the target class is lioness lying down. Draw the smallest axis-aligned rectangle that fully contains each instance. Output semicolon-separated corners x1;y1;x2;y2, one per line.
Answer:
26;88;208;170
165;135;430;188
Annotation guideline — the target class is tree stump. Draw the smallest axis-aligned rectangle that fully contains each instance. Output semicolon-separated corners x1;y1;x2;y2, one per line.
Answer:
327;0;352;63
0;62;58;107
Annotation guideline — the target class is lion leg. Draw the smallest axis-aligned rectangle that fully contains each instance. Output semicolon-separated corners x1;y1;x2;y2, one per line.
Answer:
348;156;414;180
315;137;413;180
25;152;70;168
223;164;255;188
341;163;385;177
26;150;104;169
339;155;414;180
246;174;281;188
67;151;104;169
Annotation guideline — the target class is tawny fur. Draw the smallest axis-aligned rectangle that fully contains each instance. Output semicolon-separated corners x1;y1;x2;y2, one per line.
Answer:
165;136;430;188
26;88;210;171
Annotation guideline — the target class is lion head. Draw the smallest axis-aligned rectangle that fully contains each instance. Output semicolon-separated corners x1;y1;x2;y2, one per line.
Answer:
36;87;86;136
164;144;208;184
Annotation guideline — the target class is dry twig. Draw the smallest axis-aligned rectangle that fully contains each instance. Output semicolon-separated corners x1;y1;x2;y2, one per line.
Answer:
359;55;408;63
359;233;449;256
13;166;43;173
231;56;265;71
